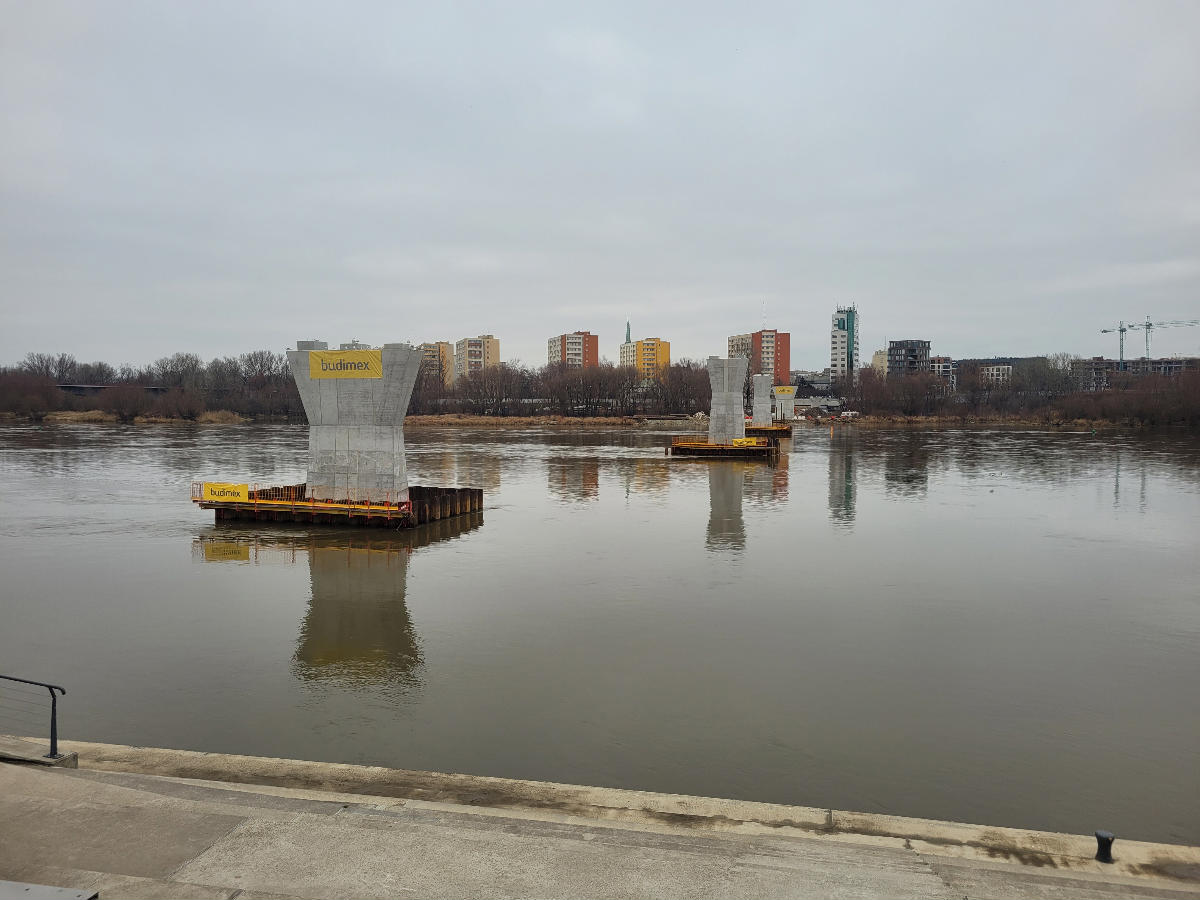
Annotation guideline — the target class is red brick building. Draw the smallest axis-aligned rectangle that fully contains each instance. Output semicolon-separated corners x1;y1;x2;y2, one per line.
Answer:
729;329;790;385
750;330;790;386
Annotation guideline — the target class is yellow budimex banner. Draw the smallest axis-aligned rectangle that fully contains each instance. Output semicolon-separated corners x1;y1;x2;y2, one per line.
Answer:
202;483;249;502
773;385;796;397
309;349;382;379
203;542;251;561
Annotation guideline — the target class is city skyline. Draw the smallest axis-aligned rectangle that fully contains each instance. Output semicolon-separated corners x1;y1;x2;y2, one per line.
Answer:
2;2;1198;368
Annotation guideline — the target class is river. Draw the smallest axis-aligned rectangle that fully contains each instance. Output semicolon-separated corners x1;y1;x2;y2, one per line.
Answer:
0;423;1197;843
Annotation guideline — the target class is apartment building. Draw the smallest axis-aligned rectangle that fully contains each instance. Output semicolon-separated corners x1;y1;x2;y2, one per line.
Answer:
727;333;752;360
547;331;599;368
619;336;670;380
980;364;1013;385
419;341;455;387
454;334;500;381
728;329;791;386
1070;356;1200;390
930;355;957;390
886;340;931;378
830;306;860;382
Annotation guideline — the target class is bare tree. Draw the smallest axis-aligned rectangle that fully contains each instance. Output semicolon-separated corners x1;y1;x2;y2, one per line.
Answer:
20;352;77;382
75;361;116;384
151;353;205;389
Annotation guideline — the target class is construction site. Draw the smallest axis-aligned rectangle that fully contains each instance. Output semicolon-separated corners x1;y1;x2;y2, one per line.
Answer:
193;340;483;529
668;359;791;459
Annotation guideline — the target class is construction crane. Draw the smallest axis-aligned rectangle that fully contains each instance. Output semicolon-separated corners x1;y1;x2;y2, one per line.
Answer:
1101;318;1200;369
1100;321;1132;370
1134;318;1199;361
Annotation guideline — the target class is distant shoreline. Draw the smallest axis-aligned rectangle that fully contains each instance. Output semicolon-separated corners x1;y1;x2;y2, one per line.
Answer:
1;410;1187;430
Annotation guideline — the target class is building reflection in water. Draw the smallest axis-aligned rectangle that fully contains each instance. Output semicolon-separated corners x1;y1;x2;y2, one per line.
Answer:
742;451;788;504
1112;452;1148;513
547;457;600;503
828;431;856;528
410;448;502;494
458;454;502;494
619;457;671;500
706;462;747;553
192;514;483;690
417;450;458;492
884;432;930;497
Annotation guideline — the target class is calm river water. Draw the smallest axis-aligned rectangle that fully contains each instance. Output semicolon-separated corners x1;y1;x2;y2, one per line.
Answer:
0;424;1197;843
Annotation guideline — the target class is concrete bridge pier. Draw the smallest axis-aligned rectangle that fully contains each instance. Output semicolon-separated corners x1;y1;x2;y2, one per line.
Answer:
286;341;423;502
708;356;748;445
751;374;773;426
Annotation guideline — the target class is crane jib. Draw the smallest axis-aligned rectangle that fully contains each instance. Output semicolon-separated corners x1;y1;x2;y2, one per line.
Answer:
1100;318;1199;367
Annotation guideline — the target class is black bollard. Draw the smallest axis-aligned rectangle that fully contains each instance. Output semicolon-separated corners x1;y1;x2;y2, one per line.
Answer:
1094;830;1115;863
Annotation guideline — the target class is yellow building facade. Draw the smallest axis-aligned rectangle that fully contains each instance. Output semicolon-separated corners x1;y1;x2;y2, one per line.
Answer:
619;337;671;380
419;341;455;387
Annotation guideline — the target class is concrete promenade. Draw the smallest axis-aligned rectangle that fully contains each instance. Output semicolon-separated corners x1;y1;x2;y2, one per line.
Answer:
1;739;1198;900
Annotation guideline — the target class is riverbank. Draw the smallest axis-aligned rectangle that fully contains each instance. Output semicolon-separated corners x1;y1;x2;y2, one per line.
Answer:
830;414;1121;430
405;414;643;428
0;409;251;425
1;410;1186;431
2;739;1197;899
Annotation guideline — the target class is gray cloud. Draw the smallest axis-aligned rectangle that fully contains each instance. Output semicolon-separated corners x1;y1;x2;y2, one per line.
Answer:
2;0;1198;368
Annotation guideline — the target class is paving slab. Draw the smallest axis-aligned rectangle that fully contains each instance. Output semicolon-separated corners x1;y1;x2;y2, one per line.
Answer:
0;797;244;881
2;742;1198;900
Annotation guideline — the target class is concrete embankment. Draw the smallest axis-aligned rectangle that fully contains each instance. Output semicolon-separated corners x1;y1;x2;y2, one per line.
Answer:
2;738;1198;899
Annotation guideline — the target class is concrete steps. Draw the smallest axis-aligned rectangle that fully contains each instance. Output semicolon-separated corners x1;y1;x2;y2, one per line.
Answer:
2;752;1199;900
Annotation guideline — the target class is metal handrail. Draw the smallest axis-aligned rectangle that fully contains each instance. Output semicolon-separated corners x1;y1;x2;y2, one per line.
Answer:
0;674;66;759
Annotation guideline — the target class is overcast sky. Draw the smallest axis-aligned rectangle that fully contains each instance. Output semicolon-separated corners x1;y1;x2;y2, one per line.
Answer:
2;0;1198;370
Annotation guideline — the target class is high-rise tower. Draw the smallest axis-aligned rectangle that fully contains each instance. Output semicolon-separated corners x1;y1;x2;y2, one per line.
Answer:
831;306;860;383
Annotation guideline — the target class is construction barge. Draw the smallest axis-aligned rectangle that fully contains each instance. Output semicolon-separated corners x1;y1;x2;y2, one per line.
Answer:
667;436;777;460
193;483;483;529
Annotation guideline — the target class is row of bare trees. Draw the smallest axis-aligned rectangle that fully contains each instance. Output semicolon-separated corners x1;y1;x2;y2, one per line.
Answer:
5;347;1197;426
0;350;714;421
1;351;302;421
410;359;711;417
842;359;1200;426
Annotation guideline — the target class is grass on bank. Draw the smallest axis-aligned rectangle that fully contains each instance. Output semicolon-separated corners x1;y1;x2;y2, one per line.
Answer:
35;409;249;425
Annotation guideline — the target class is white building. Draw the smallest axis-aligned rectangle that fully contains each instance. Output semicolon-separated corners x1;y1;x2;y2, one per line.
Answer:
930;356;957;390
981;364;1012;385
619;341;635;369
831;306;860;382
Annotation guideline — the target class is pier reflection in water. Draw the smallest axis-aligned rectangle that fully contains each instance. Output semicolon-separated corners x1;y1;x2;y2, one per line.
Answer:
703;455;789;553
194;514;483;692
705;463;746;553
